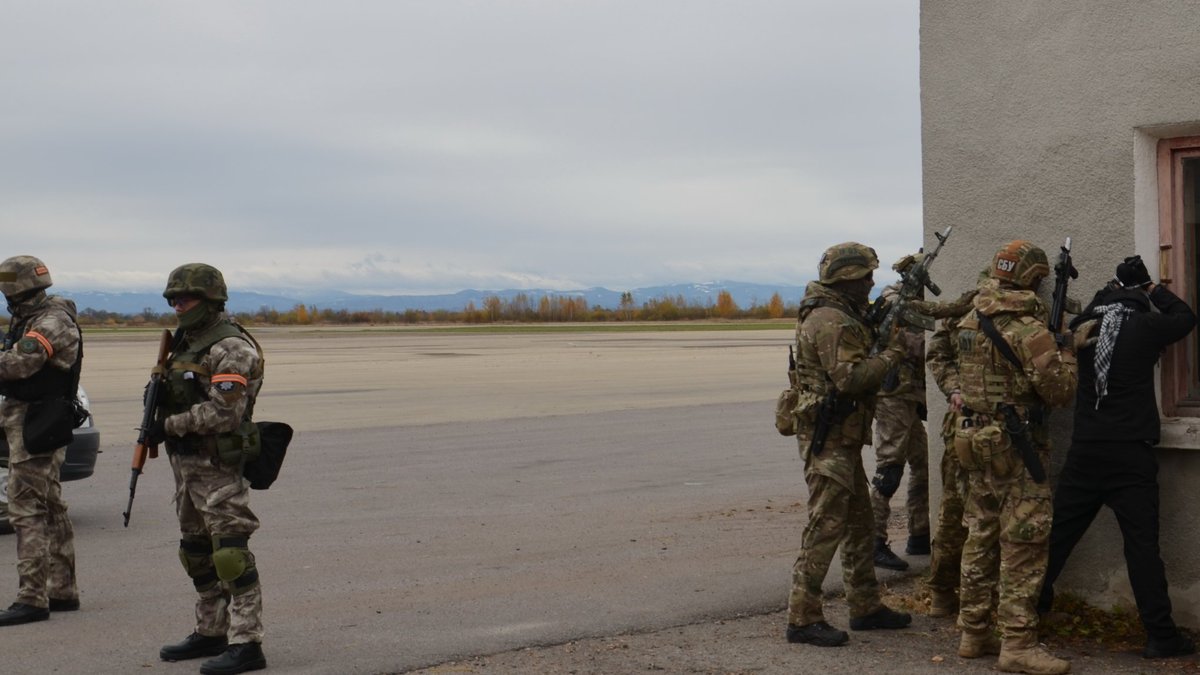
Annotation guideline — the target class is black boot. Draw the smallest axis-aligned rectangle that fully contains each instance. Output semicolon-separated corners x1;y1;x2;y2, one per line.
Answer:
850;605;912;631
874;537;909;571
905;533;930;555
201;642;267;675
786;621;849;647
48;597;80;612
1144;633;1196;659
0;602;49;626
160;632;229;662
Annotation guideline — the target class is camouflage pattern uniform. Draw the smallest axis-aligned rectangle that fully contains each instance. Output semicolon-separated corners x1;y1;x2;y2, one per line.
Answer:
156;264;268;652
922;288;980;615
870;280;930;552
0;257;80;619
786;243;909;637
950;242;1076;674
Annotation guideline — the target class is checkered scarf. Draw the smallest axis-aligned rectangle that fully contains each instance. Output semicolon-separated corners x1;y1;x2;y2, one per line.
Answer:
1092;303;1132;409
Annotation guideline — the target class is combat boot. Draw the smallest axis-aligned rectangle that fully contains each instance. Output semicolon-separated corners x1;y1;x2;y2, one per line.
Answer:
906;533;931;555
958;630;1001;658
997;644;1071;674
849;605;912;631
0;602;49;626
1144;632;1196;659
786;621;849;647
874;537;909;571
928;589;958;618
200;642;267;674
160;632;229;661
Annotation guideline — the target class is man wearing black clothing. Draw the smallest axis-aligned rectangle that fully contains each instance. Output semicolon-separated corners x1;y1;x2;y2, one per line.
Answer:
1039;255;1197;659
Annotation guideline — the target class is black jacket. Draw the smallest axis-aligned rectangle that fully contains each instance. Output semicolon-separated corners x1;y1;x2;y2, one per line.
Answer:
1070;285;1196;444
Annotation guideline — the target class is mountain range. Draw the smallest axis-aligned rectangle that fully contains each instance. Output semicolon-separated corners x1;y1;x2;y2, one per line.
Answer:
58;281;814;315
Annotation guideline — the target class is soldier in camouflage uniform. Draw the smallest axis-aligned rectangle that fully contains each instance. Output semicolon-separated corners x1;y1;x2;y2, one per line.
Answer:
146;264;269;675
785;242;913;647
870;254;930;572
922;281;984;618
0;256;82;627
949;242;1076;674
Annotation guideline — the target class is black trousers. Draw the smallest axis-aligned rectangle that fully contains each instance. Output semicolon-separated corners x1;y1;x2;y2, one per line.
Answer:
1040;439;1177;639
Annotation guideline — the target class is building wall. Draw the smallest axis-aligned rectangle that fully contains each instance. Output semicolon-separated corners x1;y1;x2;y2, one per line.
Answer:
920;0;1200;624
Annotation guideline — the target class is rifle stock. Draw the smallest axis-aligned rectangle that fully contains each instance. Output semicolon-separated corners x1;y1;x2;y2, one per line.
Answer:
122;329;172;527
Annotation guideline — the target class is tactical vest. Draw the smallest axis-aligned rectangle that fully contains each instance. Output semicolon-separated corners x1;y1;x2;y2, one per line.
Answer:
954;312;1042;412
163;320;264;462
0;312;82;402
793;295;865;395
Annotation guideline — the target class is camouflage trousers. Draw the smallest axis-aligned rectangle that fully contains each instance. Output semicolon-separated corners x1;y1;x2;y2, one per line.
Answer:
926;416;968;595
5;425;77;608
170;452;263;644
958;456;1052;647
870;396;929;541
788;448;881;626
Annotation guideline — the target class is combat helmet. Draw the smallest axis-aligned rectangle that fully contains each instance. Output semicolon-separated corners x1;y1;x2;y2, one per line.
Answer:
892;252;924;275
818;242;879;284
0;255;53;299
989;240;1049;289
163;263;228;303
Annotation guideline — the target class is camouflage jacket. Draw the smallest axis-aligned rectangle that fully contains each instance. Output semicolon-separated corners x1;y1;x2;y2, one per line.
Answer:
950;279;1076;416
0;294;81;427
875;283;926;401
162;314;263;441
793;281;904;490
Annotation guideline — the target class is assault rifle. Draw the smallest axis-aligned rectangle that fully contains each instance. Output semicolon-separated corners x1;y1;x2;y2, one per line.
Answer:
122;329;172;527
870;226;953;353
1048;237;1078;339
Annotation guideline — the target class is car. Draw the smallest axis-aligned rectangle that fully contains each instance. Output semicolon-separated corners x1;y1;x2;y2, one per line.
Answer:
0;387;99;534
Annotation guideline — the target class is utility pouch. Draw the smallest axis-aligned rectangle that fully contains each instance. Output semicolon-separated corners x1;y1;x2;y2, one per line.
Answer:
953;425;976;469
215;419;261;467
243;421;293;490
775;386;799;436
971;424;1018;478
23;397;76;455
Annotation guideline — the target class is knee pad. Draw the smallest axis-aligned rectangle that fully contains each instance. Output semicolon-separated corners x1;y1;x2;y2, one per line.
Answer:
178;537;218;592
211;535;259;595
872;463;904;498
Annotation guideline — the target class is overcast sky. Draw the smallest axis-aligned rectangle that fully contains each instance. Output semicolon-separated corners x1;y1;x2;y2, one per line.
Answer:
1;1;921;295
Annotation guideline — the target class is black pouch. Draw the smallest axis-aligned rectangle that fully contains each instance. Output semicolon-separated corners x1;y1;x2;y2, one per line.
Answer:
23;397;77;455
243;421;293;490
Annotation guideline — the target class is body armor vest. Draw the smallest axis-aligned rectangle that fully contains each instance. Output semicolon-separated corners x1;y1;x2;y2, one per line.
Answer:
0;312;81;402
163;320;263;458
955;312;1041;412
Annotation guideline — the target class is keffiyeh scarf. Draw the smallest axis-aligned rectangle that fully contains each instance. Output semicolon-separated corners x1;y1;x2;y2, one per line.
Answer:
1092;303;1133;409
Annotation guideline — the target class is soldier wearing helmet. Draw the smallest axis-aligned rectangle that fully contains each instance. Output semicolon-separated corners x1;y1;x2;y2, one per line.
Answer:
784;242;913;647
0;256;82;627
145;263;270;674
945;241;1077;673
868;254;931;574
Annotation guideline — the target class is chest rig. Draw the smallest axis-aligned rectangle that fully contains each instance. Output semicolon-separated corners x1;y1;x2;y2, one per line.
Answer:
0;310;81;403
163;320;264;460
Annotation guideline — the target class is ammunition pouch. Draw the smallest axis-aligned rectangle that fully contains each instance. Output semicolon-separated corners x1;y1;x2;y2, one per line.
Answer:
215;419;261;468
775;386;800;436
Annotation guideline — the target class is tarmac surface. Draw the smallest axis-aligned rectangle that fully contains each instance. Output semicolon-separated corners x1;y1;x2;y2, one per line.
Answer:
2;326;1194;674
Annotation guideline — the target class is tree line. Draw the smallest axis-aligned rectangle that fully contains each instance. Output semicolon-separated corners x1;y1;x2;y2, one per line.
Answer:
71;290;796;326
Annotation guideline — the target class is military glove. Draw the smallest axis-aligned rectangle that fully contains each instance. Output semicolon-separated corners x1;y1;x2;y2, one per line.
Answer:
144;419;168;447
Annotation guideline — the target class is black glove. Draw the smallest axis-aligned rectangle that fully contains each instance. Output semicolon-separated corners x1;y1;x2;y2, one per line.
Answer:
144;419;168;447
1116;255;1151;288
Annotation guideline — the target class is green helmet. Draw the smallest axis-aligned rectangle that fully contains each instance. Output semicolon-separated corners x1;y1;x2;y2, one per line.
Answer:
990;240;1049;289
0;255;53;299
163;263;228;302
818;242;879;284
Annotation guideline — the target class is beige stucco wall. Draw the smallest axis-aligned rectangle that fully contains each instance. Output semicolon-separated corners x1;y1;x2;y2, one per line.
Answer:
920;1;1200;625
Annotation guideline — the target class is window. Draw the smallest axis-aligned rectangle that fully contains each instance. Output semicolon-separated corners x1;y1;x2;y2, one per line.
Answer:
1157;137;1200;417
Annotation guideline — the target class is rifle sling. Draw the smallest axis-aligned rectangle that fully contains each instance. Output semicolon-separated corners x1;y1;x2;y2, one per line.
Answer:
975;311;1046;483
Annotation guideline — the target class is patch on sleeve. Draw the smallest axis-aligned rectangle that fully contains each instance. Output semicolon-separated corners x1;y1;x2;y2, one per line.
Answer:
216;381;238;393
17;337;42;354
